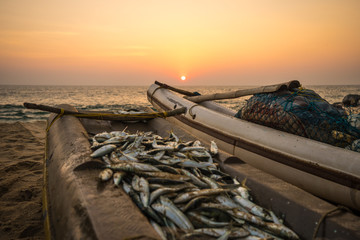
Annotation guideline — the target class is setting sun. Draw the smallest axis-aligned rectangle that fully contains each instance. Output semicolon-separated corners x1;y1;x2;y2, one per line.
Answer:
0;1;359;85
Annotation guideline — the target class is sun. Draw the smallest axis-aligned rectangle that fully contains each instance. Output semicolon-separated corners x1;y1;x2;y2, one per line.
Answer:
181;76;186;81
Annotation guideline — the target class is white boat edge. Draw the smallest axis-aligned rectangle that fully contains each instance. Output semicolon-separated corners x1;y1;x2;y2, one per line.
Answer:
147;83;360;211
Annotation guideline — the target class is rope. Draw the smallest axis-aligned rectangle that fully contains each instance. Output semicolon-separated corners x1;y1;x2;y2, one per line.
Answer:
312;205;352;240
46;108;64;132
43;127;52;239
163;111;168;118
188;104;198;119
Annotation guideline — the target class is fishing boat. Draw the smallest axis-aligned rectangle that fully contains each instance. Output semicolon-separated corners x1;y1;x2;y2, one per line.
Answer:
147;82;360;212
42;104;360;239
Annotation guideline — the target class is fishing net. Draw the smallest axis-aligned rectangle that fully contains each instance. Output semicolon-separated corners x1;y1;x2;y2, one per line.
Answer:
235;87;360;148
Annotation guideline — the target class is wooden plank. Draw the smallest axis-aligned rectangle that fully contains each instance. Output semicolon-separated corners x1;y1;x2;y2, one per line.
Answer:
184;80;301;103
23;102;186;121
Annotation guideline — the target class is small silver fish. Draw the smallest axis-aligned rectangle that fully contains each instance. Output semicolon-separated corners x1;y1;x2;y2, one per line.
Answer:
233;196;271;221
187;211;229;227
113;171;125;186
178;159;215;169
91;144;117;158
193;227;249;238
99;168;113;181
138;177;150;207
108;162;160;172
210;140;218;155
174;189;231;203
264;222;300;240
150;220;167;240
94;132;112;142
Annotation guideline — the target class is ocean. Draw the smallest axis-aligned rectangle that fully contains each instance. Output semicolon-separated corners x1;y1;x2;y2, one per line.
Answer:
0;84;359;122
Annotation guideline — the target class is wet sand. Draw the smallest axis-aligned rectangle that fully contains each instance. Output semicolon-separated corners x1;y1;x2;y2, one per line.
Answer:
0;121;46;240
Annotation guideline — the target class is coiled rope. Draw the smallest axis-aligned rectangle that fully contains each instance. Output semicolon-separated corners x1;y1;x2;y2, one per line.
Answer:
312;205;352;240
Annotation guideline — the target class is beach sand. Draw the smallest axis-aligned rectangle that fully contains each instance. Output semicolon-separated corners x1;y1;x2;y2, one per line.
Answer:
0;121;46;240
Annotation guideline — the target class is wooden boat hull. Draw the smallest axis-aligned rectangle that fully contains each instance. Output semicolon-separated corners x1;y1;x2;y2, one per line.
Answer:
44;104;360;239
147;83;360;211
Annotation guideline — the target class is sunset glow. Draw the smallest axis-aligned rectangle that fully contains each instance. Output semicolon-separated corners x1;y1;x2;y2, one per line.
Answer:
181;76;186;81
0;1;359;85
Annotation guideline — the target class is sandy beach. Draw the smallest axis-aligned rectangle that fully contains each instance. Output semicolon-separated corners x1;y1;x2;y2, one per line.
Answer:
0;121;46;240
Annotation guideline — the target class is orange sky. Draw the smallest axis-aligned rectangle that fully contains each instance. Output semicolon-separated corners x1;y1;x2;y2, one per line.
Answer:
0;0;359;85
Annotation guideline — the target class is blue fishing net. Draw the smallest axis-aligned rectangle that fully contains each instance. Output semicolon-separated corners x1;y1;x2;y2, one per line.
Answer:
235;88;360;148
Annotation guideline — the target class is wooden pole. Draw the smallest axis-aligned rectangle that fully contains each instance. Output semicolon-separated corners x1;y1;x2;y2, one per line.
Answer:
184;80;301;103
24;102;186;121
154;81;199;96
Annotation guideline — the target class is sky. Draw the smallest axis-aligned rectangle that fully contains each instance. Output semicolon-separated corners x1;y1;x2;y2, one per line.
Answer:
0;0;359;86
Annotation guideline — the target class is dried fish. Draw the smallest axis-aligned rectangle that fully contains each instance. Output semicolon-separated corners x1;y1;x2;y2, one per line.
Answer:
90;128;299;240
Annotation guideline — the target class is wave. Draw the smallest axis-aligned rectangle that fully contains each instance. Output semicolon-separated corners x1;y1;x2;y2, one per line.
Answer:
0;104;24;109
0;103;148;122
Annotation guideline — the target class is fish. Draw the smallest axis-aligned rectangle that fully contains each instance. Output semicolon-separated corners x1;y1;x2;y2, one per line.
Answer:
91;144;117;158
152;139;177;151
146;178;188;185
101;155;112;165
94;132;112;142
178;169;208;188
110;151;121;163
178;159;215;169
174;189;231;204
179;146;206;152
151;203;194;230
269;210;282;225
201;175;220;189
117;150;139;162
155;165;179;174
169;131;180;143
149;187;178;205
138;171;191;181
107;161;160;172
159;196;194;230
180;196;213;212
264;222;300;240
187;211;229;227
233;196;271;221
110;130;127;138
122;182;163;225
215;195;244;210
210;140;218;156
113;171;125;186
99;168;113;181
138;177;150;207
150;220;167;240
90;128;299;239
226;208;266;227
193;227;249;238
242;224;280;239
103;136;127;144
233;177;252;200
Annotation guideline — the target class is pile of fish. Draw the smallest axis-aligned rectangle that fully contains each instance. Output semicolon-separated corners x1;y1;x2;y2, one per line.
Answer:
90;129;300;240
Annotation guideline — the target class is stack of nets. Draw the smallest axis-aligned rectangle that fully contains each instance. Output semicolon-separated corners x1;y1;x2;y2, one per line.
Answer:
235;87;360;148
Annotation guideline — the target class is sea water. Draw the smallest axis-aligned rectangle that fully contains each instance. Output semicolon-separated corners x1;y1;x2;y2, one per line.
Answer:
0;84;359;122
